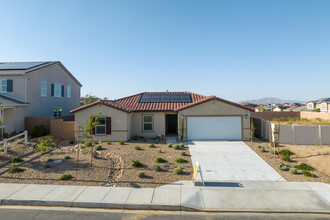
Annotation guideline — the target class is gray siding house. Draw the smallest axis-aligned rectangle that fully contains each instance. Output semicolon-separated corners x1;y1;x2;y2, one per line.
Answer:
0;61;82;133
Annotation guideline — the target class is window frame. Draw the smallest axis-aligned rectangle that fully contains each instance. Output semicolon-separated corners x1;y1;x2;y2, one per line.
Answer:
142;115;153;132
67;85;71;98
41;81;47;97
321;103;326;109
308;103;313;109
95;116;106;135
1;79;7;93
54;83;62;98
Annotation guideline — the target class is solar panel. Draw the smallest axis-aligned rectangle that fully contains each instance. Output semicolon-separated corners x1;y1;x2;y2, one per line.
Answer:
0;62;48;70
139;93;192;103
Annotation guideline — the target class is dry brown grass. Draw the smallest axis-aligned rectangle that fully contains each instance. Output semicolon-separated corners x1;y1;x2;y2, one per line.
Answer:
271;117;330;126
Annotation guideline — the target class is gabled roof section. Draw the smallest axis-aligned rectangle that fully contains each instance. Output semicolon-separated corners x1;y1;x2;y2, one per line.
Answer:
0;62;49;70
0;94;29;106
71;92;250;113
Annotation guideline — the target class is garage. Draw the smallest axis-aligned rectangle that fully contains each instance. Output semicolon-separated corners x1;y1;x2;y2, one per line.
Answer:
187;116;242;140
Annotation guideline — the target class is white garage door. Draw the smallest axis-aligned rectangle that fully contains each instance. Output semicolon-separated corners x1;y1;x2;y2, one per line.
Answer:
187;117;242;140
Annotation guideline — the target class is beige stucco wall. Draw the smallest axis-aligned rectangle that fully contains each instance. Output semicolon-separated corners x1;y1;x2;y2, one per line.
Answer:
0;75;26;101
3;106;27;133
178;100;251;140
26;63;81;117
74;104;129;142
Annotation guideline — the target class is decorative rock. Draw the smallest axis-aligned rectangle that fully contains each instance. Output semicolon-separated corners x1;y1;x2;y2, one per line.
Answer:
54;159;63;164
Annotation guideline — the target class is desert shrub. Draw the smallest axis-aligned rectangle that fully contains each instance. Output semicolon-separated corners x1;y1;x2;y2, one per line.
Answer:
94;145;102;150
47;158;53;162
282;156;291;162
303;171;315;177
69;140;74;144
34;136;55;155
119;141;125;145
176;158;188;163
43;164;51;169
153;165;161;171
271;142;279;148
278;164;288;171
8;166;25;174
173;144;180;150
134;146;141;150
257;145;261;148
179;151;185;156
59;174;73;180
80;141;85;144
107;142;111;145
155;157;167;163
132;160;143;168
294;163;314;171
131;135;138;141
279;149;293;157
179;143;184;148
137;171;145;178
167;143;172;148
149;144;156;148
271;149;278;155
31;125;46;139
289;168;297;174
259;147;265;152
64;155;71;159
85;142;92;147
93;141;98;145
174;167;182;174
10;157;24;163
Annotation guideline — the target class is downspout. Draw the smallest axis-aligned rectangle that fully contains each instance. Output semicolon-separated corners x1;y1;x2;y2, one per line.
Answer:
24;75;27;103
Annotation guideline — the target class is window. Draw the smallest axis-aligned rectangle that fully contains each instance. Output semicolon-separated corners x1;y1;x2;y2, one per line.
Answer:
67;85;71;98
308;103;313;109
1;80;7;92
321;103;326;109
53;108;62;117
143;115;153;131
54;84;62;97
53;108;57;117
95;117;106;135
41;81;47;97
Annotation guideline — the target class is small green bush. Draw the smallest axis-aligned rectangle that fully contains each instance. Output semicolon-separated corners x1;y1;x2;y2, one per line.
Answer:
279;149;293;157
149;144;156;148
80;141;85;144
85;142;92;147
271;149;278;155
179;143;184;148
153;165;161;171
294;163;314;171
107;142;111;145
65;155;71;159
289;168;297;174
174;167;182;174
119;141;125;145
10;157;24;163
134;146;141;150
69;140;74;144
43;164;51;169
173;144;180;150
8;166;25;174
179;151;185;156
259;147;265;152
282;156;291;162
257;145;261;148
59;174;73;180
137;171;145;178
176;158;188;163
303;171;315;177
31;125;46;139
131;135;139;141
167;143;172;148
94;145;102;150
47;158;53;162
278;164;288;171
271;142;279;147
132;160;143;168
155;157;167;163
93;141;98;145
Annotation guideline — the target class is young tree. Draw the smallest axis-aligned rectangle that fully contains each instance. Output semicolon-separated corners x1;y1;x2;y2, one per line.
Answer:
250;118;256;142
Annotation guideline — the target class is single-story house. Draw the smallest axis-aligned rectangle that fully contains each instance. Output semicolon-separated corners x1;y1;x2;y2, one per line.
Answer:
70;92;251;141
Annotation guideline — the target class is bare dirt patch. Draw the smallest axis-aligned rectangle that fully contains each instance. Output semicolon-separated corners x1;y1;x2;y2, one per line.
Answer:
0;139;192;188
245;141;330;184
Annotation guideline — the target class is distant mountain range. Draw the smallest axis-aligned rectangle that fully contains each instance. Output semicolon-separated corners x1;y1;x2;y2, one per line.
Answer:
238;97;306;105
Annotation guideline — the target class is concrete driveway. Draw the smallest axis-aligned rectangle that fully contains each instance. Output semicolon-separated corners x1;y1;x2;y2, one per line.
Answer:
189;141;285;182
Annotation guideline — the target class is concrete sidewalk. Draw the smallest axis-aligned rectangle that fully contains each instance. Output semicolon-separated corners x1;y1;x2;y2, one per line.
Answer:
0;181;329;213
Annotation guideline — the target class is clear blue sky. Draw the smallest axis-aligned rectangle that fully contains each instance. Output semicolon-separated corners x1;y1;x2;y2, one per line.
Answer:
0;0;329;102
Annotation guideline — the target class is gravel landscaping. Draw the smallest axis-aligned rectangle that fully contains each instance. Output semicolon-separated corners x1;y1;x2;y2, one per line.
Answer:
245;141;330;184
0;138;192;188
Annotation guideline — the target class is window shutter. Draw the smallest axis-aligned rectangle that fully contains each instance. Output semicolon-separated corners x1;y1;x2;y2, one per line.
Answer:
91;117;95;135
106;117;111;134
7;80;13;92
61;85;64;97
51;84;54;96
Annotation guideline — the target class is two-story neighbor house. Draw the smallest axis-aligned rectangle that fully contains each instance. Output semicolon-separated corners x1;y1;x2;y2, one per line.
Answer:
306;98;330;112
0;61;82;133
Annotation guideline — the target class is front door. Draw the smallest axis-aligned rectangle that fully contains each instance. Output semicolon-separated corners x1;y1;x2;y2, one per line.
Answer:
166;115;178;135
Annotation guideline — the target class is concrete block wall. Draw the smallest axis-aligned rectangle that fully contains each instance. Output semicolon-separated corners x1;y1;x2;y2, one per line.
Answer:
50;118;75;140
24;117;51;135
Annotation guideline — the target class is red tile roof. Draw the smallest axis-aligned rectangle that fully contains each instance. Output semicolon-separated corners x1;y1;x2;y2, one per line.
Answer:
71;92;251;113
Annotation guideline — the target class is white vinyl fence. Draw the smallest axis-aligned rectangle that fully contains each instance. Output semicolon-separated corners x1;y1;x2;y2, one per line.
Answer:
257;119;330;145
0;131;28;153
